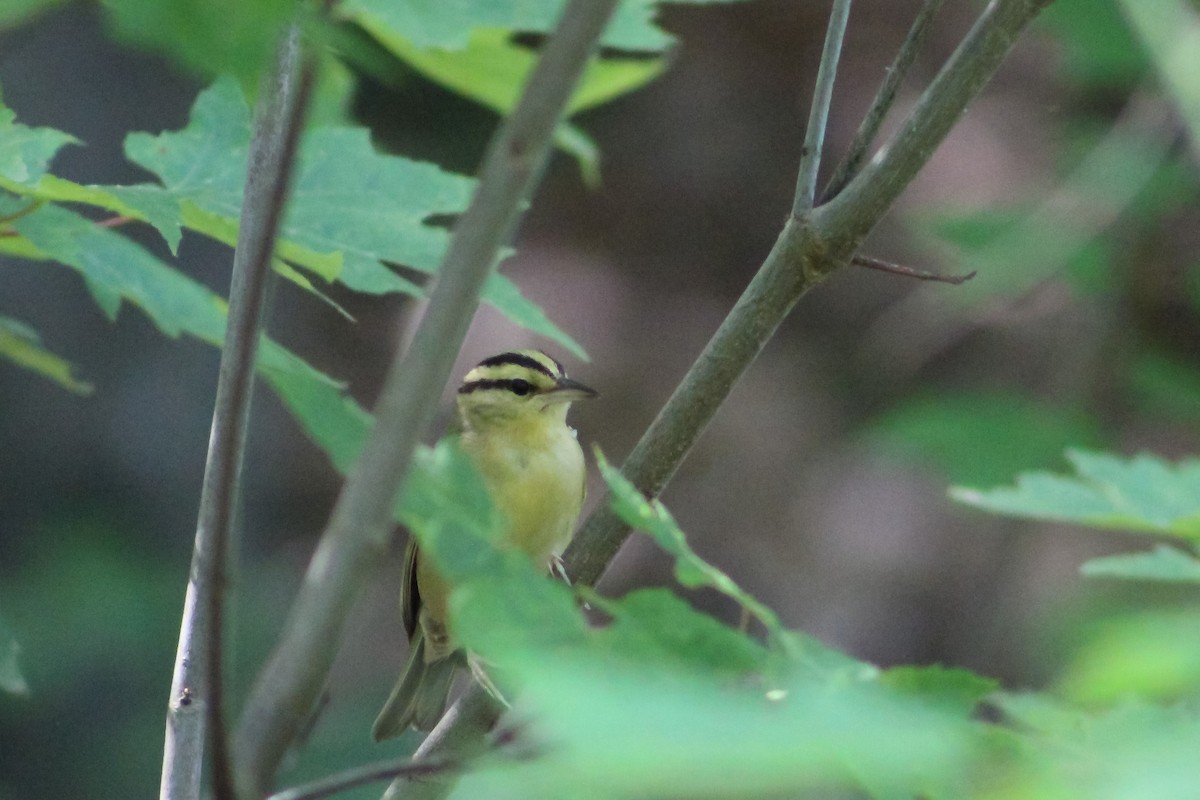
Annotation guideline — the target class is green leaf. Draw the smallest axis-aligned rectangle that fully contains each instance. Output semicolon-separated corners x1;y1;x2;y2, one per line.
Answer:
1127;348;1200;426
992;694;1200;798
0;0;67;28
0;315;93;394
1038;0;1147;87
951;450;1200;540
453;658;976;800
370;28;666;119
355;26;664;181
868;391;1104;486
260;366;371;474
0;104;77;186
1119;0;1200;156
588;588;772;679
482;273;586;360
1058;609;1200;704
340;0;678;52
914;117;1172;311
595;449;792;653
99;0;295;85
881;665;998;717
1081;545;1200;583
398;441;589;665
114;79;584;356
0;610;29;697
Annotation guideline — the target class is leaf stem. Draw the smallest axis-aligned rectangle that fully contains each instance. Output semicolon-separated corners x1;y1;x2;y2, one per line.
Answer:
792;0;853;214
230;1;619;796
821;0;947;203
159;23;312;800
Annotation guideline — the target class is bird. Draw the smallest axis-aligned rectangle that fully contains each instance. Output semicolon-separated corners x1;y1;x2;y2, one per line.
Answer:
371;349;597;739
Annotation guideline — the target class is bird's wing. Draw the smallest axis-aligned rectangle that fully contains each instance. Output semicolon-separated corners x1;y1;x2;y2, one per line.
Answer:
399;536;421;640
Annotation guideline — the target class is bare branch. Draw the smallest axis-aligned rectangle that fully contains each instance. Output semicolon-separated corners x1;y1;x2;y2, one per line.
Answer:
821;0;948;202
793;0;854;214
160;23;311;800
268;756;460;800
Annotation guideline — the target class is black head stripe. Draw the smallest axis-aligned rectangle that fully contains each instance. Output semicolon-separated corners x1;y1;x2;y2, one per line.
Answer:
458;378;535;396
476;352;558;379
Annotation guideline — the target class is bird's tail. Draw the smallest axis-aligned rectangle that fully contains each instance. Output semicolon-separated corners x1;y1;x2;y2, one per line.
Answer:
372;632;459;740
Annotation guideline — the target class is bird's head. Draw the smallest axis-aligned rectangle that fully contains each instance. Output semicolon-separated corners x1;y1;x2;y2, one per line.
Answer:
455;349;597;430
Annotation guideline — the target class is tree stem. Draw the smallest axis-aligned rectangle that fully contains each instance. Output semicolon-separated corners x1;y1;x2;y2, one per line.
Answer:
160;23;310;800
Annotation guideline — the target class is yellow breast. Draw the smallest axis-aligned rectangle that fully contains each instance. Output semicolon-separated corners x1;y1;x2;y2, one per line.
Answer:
461;419;586;561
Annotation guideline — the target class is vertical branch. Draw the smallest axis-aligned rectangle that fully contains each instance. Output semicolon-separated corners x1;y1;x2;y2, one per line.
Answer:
792;0;854;214
821;0;947;202
159;25;312;800
231;1;620;796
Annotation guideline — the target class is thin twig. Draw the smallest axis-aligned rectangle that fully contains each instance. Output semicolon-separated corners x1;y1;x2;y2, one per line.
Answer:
852;254;975;284
159;24;311;800
793;0;854;214
96;214;135;228
821;0;947;203
267;757;460;800
230;1;620;796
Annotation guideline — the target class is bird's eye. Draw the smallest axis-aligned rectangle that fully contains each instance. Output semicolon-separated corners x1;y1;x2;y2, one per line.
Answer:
509;379;533;396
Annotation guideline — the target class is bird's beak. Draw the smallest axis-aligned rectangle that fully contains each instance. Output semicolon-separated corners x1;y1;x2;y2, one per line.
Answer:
546;377;598;403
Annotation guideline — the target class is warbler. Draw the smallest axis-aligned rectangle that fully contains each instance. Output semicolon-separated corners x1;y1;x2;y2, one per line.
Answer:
372;349;597;739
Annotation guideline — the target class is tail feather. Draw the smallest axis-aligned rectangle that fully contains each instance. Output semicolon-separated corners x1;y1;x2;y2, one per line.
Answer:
372;633;458;740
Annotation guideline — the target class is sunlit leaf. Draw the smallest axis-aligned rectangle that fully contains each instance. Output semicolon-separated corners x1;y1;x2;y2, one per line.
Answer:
453;658;976;800
1058;609;1200;703
339;0;683;52
0;315;92;394
951;450;1200;540
1081;545;1200;583
992;694;1200;799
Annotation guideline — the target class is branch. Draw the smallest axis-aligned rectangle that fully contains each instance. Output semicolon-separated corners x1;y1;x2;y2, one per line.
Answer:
821;0;947;203
820;0;1056;248
267;756;460;800
231;1;620;796
852;254;975;284
793;0;853;214
159;25;310;800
